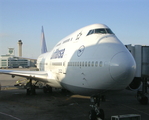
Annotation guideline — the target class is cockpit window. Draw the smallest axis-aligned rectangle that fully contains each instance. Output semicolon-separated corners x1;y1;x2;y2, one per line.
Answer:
87;30;94;36
87;28;114;36
95;29;106;34
106;29;114;34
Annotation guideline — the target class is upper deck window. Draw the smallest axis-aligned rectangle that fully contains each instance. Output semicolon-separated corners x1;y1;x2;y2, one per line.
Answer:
87;30;94;36
87;28;114;36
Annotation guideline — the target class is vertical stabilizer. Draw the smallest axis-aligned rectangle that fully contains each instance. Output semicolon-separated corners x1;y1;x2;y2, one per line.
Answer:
41;26;47;54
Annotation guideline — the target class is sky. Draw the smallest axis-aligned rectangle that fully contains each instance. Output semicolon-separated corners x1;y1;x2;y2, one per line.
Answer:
0;0;149;58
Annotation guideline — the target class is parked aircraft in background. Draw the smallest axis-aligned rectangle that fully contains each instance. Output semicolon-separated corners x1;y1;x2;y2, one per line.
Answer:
0;24;136;120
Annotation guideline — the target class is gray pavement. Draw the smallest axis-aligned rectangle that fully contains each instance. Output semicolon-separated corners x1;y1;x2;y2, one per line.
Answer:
0;70;149;120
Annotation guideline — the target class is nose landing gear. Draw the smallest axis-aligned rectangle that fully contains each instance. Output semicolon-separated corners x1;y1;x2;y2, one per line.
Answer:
137;77;148;105
89;96;105;120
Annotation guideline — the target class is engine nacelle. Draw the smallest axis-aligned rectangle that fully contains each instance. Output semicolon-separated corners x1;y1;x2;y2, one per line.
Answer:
127;77;142;91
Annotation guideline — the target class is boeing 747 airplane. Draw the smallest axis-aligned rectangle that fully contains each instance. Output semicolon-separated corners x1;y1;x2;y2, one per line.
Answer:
0;24;136;120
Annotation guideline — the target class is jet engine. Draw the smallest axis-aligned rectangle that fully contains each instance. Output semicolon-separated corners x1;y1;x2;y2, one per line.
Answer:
127;77;142;91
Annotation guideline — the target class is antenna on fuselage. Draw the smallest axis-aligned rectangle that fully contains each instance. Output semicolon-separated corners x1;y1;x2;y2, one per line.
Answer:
41;26;47;54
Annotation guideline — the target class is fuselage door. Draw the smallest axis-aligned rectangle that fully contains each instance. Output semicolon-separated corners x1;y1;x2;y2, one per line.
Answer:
62;54;68;74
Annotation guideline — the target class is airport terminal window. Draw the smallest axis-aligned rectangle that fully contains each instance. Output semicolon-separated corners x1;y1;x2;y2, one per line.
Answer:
1;59;7;61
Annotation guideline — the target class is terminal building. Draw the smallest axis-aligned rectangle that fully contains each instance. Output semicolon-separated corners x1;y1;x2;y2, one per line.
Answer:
0;48;31;68
0;55;30;68
0;40;36;68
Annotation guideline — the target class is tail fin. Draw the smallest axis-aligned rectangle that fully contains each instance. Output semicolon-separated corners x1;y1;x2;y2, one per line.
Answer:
41;26;47;54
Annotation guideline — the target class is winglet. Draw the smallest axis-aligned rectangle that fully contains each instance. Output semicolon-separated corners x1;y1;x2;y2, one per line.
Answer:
41;26;47;54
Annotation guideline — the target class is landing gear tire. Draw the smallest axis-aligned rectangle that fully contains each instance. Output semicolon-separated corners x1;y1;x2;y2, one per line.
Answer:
43;85;52;93
43;86;47;93
61;89;68;93
137;91;148;105
89;96;105;120
97;109;105;120
89;110;96;120
26;85;36;95
140;96;148;105
26;79;36;95
31;85;36;95
26;88;31;95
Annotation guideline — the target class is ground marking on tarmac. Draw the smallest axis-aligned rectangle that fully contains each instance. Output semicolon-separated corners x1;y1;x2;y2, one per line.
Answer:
0;111;21;120
122;104;149;116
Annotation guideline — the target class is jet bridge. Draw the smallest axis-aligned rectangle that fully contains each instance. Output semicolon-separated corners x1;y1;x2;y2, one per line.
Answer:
126;44;149;105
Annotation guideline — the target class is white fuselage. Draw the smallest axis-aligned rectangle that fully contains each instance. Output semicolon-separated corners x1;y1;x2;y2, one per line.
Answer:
37;24;136;96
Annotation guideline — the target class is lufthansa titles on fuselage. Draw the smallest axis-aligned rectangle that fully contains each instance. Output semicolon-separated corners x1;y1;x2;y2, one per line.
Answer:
51;48;65;59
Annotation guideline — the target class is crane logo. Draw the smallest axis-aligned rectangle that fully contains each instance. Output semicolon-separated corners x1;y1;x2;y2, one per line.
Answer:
77;45;85;57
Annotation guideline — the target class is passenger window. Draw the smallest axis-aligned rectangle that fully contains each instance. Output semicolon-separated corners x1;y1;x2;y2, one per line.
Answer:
92;61;94;67
95;61;98;67
77;62;79;66
88;61;90;67
75;62;77;66
82;62;84;67
99;61;103;67
85;61;87;67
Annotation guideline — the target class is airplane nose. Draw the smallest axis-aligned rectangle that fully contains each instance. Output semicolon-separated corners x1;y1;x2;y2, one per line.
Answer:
109;52;136;84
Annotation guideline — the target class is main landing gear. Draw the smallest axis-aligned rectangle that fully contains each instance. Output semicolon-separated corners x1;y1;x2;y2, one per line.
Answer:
26;79;53;95
43;85;52;93
26;79;36;95
89;96;105;120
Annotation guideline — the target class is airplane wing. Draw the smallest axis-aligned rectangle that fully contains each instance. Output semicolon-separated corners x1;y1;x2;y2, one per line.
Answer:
0;69;56;83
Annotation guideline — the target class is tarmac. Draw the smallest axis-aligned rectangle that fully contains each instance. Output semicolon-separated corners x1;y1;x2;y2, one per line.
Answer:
0;69;149;120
